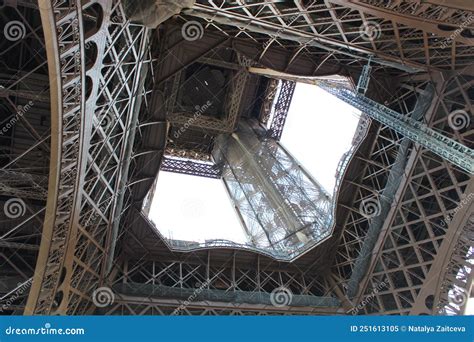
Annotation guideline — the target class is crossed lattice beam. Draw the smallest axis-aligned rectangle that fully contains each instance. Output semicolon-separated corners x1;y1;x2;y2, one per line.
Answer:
0;2;50;315
331;73;473;315
185;0;474;74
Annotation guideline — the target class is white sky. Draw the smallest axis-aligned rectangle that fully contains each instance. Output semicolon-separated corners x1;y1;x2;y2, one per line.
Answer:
280;83;360;192
148;171;246;243
149;82;359;242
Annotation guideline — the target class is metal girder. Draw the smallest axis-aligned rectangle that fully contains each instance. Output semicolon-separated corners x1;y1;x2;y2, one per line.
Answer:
317;81;474;174
103;240;341;315
268;80;296;141
0;2;50;316
214;121;333;256
331;74;473;315
161;157;222;179
113;282;339;307
345;83;435;299
25;0;90;315
356;57;372;95
167;61;249;134
164;144;213;162
4;0;472;317
0;170;47;200
103;297;340;315
409;181;474;315
259;79;279;125
184;1;474;73
330;0;474;39
184;5;418;73
26;0;152;315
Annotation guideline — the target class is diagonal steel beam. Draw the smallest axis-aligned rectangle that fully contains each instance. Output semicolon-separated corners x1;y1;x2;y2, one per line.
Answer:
317;81;474;174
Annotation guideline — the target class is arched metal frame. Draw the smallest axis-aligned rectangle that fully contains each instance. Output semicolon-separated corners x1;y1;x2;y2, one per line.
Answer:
0;0;470;316
25;0;152;315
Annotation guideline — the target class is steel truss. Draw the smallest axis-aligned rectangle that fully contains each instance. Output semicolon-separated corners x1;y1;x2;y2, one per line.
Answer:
317;81;474;174
167;56;249;134
105;217;341;315
0;2;49;315
434;211;474;315
268;80;296;141
259;79;279;126
109;1;472;314
331;74;474;315
0;170;47;200
108;258;339;315
24;0;152;315
1;0;472;317
165;143;213;163
185;0;474;73
214;121;333;255
161;156;222;179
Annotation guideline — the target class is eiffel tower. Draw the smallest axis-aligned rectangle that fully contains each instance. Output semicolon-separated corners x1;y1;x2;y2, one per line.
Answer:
0;0;472;316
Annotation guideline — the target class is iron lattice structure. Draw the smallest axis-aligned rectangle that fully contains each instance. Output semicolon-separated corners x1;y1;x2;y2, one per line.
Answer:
330;74;474;315
160;157;222;179
0;0;472;317
267;80;296;141
214;120;333;255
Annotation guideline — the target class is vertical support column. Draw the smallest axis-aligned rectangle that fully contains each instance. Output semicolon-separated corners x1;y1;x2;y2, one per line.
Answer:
268;80;296;140
215;120;332;253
